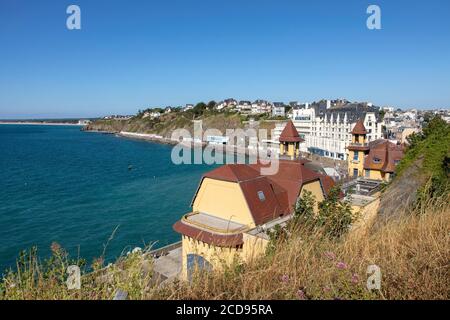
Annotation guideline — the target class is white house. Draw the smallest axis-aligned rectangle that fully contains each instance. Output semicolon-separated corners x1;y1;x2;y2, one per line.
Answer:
237;101;252;114
183;104;194;111
216;98;237;110
143;111;161;119
272;103;286;117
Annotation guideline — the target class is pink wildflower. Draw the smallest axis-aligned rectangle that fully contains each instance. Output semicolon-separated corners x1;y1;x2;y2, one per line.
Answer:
324;251;336;260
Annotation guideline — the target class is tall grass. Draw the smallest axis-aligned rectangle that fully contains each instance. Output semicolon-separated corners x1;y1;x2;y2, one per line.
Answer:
155;198;449;300
2;196;447;300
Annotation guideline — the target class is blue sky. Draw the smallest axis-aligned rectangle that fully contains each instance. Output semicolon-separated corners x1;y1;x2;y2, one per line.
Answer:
0;0;449;118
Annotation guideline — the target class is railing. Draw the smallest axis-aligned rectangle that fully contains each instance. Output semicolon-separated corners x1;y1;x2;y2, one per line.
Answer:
147;241;182;258
349;142;369;147
183;212;250;234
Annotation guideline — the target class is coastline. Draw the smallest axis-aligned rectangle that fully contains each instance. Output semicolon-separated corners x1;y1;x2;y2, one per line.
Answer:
118;131;206;148
0;122;84;126
116;131;275;158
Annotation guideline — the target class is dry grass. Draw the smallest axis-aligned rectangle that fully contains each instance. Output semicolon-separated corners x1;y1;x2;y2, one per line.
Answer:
1;199;448;300
154;199;449;300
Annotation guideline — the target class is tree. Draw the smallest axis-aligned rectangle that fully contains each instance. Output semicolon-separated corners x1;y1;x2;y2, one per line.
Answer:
207;100;217;110
267;186;355;251
292;190;315;225
317;186;354;238
398;115;449;203
192;102;207;118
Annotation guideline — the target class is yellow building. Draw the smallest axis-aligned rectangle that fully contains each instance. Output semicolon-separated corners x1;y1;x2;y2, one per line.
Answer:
279;120;304;160
347;119;404;182
173;160;335;280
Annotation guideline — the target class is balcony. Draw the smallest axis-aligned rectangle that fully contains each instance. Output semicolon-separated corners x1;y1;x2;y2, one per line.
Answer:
347;142;370;151
182;212;249;235
350;142;369;147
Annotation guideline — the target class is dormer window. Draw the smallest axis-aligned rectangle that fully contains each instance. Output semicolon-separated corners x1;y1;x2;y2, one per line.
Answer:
257;191;266;201
373;157;381;163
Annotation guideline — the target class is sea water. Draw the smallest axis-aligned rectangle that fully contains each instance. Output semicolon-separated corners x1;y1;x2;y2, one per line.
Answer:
0;124;216;272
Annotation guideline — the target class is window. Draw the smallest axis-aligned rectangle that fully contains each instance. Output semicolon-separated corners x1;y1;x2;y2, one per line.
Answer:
373;157;381;163
257;191;266;201
187;254;212;281
365;169;370;178
353;152;359;161
394;160;400;165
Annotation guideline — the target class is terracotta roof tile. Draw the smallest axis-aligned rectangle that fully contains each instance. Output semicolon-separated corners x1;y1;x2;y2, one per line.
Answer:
173;221;243;247
175;160;337;245
279;120;304;143
364;140;404;173
352;119;367;135
239;177;289;225
203;164;261;182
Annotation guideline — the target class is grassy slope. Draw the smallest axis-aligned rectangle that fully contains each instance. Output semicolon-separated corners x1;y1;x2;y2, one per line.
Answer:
377;116;449;223
85;112;276;139
156;201;449;300
1;198;447;300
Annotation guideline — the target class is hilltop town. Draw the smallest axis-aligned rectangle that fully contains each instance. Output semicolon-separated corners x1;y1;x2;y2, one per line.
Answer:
86;98;448;175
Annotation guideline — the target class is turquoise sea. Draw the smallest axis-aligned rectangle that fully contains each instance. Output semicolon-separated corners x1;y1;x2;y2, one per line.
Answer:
0;124;216;273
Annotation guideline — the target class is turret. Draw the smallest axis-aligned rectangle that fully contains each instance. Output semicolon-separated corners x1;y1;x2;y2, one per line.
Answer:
279;120;304;160
347;119;369;178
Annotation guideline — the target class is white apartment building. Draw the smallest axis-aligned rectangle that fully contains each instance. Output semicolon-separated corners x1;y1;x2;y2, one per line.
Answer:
291;102;383;160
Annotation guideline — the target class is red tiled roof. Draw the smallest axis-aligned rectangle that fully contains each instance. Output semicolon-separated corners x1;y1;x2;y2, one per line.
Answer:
249;160;327;212
279;120;304;143
239;177;289;225
175;160;336;246
197;160;333;225
173;221;243;247
352;119;367;135
319;175;336;196
203;164;261;182
363;140;404;173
